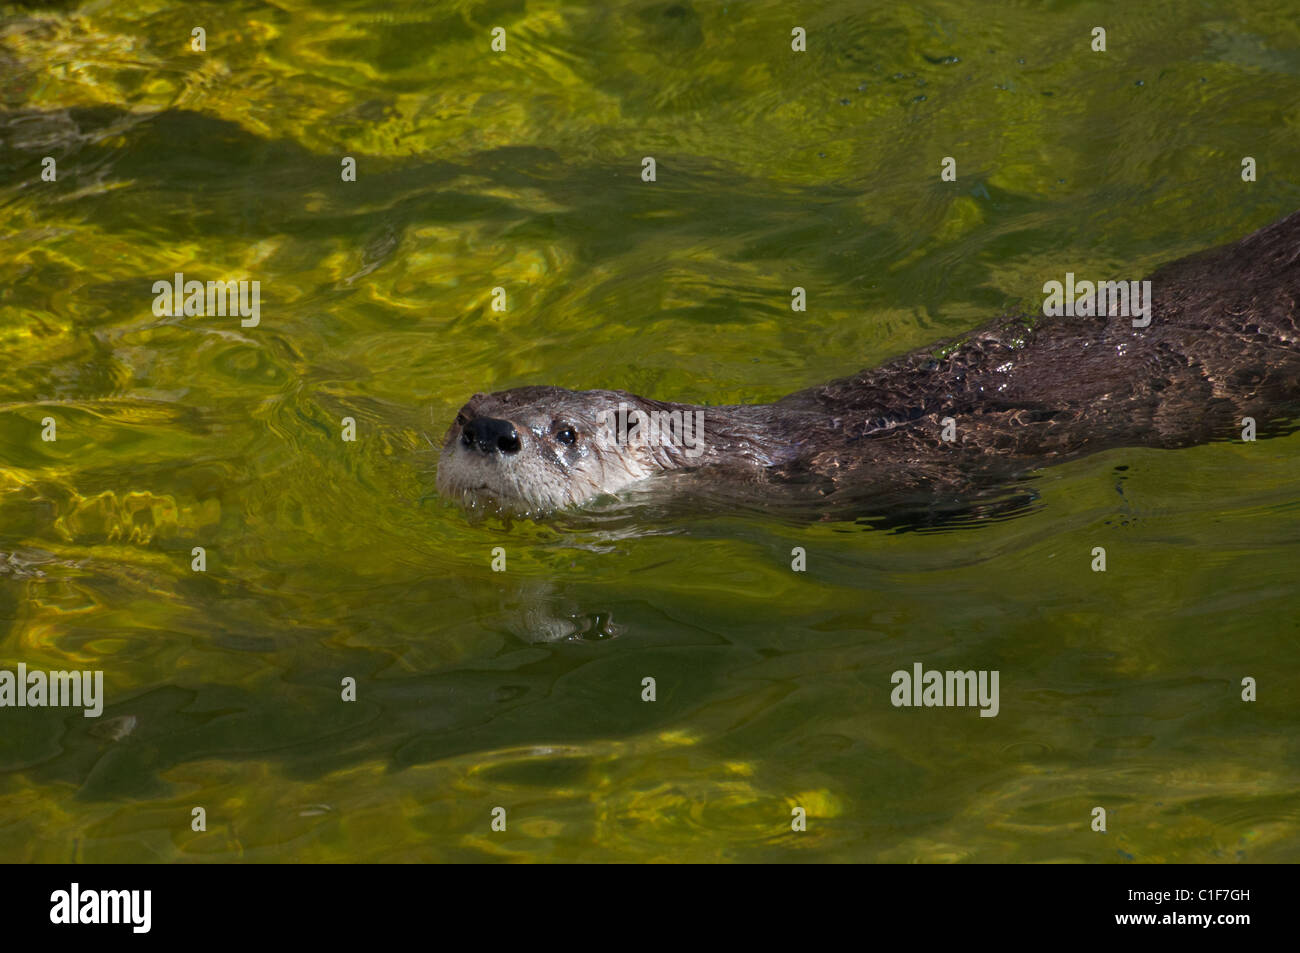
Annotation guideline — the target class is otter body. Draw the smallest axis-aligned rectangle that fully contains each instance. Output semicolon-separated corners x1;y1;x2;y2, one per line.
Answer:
437;212;1300;517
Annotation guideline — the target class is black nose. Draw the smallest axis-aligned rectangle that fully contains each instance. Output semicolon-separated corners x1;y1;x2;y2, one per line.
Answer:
460;416;521;454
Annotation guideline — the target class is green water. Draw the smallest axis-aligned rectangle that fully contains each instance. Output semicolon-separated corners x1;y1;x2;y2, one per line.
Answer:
2;0;1298;863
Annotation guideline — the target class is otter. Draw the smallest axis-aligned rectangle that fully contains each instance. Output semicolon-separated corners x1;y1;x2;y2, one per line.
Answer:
437;211;1300;518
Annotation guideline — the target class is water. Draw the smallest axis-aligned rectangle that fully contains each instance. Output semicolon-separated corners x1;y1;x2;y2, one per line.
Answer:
1;0;1298;862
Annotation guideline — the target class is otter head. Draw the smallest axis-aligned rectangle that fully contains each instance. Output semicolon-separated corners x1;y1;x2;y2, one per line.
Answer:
436;386;693;515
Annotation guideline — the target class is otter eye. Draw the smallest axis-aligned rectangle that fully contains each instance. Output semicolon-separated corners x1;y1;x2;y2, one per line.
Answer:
555;425;577;445
455;413;467;426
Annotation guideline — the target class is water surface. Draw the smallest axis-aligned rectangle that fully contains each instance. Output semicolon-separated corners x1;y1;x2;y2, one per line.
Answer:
1;0;1298;862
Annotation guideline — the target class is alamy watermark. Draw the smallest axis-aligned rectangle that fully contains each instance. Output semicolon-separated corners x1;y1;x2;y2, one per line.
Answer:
152;271;260;327
891;662;1000;717
1042;273;1152;327
0;664;104;717
50;883;150;933
596;402;706;458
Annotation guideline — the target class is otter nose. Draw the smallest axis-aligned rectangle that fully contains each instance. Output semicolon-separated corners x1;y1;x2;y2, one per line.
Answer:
461;416;521;455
